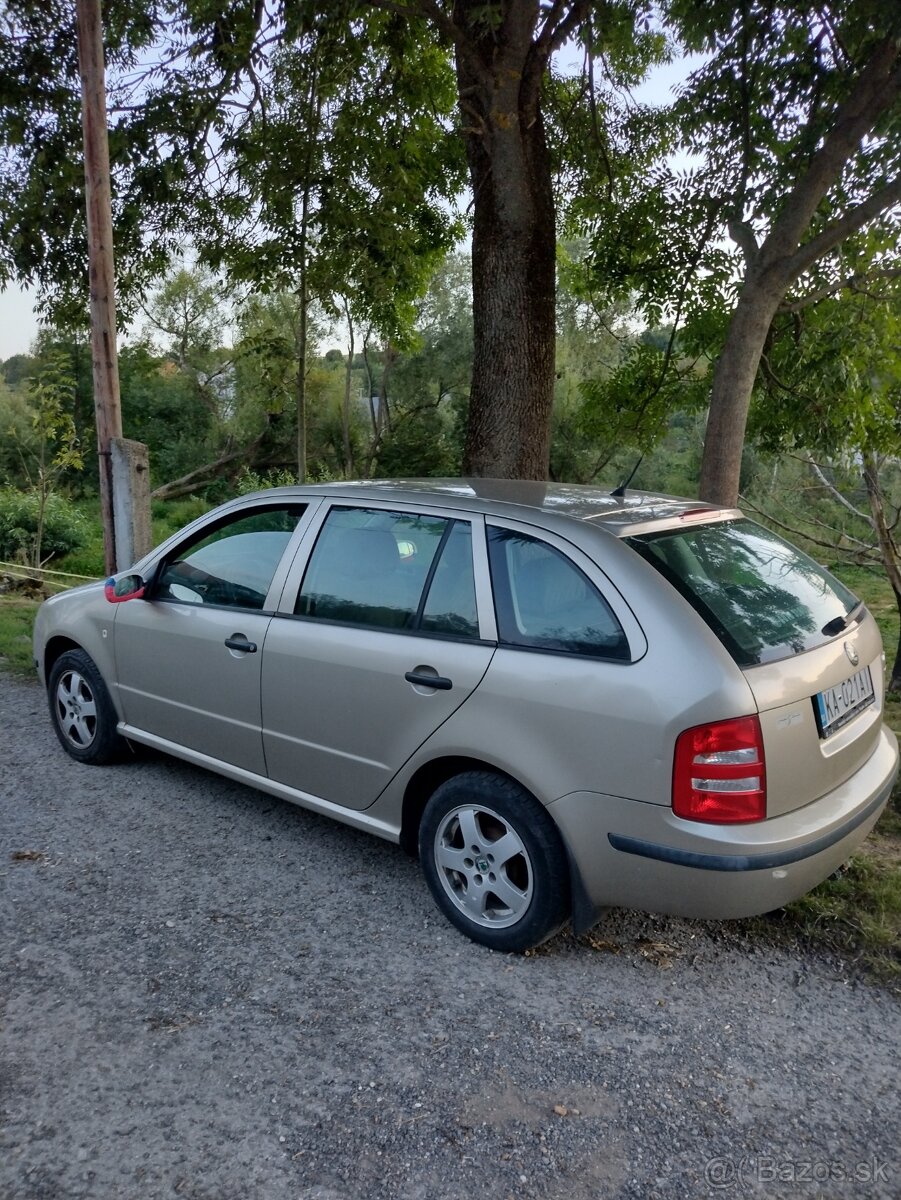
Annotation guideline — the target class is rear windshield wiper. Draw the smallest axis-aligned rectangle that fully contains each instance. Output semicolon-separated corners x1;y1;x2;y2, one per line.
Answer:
821;601;865;637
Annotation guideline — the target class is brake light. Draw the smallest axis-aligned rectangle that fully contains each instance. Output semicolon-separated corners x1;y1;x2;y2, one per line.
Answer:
673;715;766;823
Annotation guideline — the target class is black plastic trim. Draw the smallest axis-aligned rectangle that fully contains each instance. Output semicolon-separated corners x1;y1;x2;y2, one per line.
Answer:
607;783;891;873
224;636;257;653
404;671;453;691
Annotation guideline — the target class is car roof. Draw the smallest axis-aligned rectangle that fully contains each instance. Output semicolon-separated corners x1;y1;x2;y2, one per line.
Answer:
247;478;742;538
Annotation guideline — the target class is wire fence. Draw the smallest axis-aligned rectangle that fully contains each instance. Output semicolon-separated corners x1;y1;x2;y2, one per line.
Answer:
0;559;102;592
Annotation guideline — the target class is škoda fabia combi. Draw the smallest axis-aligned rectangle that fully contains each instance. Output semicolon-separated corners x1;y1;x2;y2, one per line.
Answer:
34;480;898;951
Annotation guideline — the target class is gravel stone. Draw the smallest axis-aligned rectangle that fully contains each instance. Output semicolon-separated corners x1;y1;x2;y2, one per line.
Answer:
1;674;899;1199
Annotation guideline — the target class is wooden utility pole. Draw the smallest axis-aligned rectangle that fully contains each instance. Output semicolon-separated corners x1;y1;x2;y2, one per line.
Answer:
76;0;122;575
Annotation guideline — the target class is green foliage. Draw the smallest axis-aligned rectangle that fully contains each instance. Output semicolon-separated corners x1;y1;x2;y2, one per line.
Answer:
207;13;466;371
144;266;226;367
667;0;901;226
0;487;88;562
579;2;901;490
0;374;37;485
0;353;37;388
235;466;301;494
0;0;671;487
27;346;83;475
0;1;171;315
782;845;901;976
748;284;901;460
149;496;214;545
119;341;219;485
375;406;460;479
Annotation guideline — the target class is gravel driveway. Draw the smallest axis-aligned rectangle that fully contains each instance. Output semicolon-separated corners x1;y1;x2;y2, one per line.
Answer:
2;673;899;1200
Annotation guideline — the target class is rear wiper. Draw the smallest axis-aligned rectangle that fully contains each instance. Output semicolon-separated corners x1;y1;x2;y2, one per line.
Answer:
821;601;865;637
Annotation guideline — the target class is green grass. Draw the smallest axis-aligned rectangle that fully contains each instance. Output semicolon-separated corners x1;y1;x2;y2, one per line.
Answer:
785;564;901;978
2;526;900;977
0;596;39;676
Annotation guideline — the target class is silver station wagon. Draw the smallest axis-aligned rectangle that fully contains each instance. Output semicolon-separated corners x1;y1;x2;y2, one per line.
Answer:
33;480;898;951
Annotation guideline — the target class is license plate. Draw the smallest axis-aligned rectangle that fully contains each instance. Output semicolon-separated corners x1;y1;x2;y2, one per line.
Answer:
814;666;875;738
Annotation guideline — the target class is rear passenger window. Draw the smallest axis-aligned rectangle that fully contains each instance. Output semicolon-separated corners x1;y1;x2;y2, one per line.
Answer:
420;522;479;638
295;507;480;638
488;527;629;660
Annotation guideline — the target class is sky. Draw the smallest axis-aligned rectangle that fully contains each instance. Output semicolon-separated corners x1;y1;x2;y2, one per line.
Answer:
0;283;40;359
0;56;698;363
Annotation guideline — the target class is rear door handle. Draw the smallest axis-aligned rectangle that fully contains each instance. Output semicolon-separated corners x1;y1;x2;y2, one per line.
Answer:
225;635;258;653
405;670;453;691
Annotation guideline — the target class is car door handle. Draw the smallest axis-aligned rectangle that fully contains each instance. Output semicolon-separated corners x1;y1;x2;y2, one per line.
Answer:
405;670;453;691
225;635;258;653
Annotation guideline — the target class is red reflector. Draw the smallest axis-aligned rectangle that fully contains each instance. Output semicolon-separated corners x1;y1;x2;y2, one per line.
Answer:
673;715;766;823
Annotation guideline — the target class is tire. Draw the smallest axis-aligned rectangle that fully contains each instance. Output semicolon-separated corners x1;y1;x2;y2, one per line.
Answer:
419;770;570;952
47;649;124;765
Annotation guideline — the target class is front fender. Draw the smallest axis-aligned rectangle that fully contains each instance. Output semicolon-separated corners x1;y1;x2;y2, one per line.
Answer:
34;583;121;712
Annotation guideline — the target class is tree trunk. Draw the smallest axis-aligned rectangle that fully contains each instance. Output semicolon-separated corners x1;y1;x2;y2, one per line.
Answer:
341;300;355;478
76;0;124;574
295;274;308;485
888;585;901;695
862;453;901;692
455;5;557;480
377;340;394;437
294;61;320;486
697;37;901;509
698;278;783;506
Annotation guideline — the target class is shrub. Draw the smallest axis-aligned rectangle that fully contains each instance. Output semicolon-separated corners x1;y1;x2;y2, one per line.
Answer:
235;466;298;495
0;488;89;564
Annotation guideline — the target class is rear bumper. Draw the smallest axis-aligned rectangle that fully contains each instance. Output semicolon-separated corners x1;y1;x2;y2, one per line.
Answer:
549;725;898;932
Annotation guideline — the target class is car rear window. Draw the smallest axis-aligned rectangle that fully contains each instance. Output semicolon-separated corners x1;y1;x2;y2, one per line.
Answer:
627;519;860;667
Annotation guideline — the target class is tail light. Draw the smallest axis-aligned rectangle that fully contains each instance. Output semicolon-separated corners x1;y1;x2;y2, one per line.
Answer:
673;715;766;823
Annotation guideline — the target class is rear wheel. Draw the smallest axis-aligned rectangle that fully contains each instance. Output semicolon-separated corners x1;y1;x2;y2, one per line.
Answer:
48;649;124;765
419;771;570;952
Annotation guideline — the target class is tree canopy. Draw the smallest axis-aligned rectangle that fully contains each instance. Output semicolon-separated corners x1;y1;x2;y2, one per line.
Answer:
582;0;901;503
0;1;899;498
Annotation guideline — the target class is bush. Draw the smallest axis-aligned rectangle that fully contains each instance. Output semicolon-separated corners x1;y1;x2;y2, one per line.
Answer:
150;496;215;546
0;488;89;563
235;466;298;494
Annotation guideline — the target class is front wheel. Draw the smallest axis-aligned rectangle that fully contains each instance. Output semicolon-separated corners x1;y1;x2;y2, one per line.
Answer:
47;649;124;765
419;771;570;952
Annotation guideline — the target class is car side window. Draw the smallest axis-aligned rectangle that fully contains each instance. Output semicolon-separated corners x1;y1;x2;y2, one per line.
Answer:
295;507;479;637
487;527;629;660
155;507;306;611
420;522;479;639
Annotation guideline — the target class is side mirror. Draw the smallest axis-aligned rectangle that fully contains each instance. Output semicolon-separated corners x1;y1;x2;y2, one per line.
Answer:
104;573;146;603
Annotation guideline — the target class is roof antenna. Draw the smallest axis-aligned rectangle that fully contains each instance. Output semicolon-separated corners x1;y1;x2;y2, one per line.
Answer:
611;455;643;498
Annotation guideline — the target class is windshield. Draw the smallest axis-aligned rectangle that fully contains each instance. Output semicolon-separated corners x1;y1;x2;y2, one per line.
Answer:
627;519;860;667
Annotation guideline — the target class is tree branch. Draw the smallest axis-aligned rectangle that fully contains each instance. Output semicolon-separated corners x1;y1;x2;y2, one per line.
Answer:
805;453;875;527
728;218;759;267
364;0;489;85
739;495;880;563
760;37;901;270
785;176;901;280
150;434;265;500
540;0;590;58
778;265;901;312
